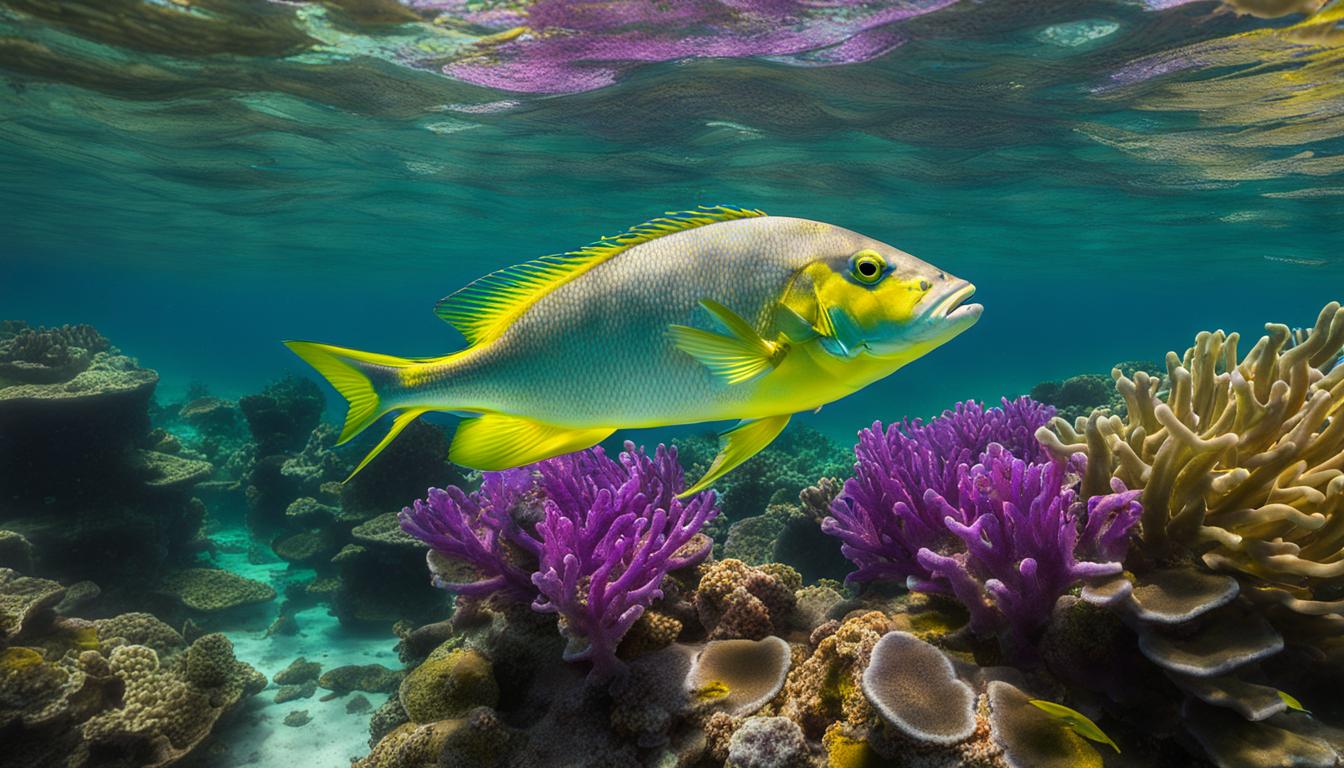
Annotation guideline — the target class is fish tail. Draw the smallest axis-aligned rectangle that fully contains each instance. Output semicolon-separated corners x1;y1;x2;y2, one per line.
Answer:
283;340;430;479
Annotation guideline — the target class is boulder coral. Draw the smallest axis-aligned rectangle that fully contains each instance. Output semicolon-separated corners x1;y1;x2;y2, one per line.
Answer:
398;645;498;723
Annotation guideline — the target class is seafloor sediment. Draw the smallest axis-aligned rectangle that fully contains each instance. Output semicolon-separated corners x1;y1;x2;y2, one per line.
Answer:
2;304;1343;768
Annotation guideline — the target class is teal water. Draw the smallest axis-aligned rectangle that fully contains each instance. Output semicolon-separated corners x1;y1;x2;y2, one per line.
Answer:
3;1;1342;436
1;2;1343;766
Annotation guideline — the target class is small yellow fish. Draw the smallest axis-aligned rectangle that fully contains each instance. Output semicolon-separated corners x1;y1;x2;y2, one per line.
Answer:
1028;699;1121;753
287;206;981;494
1278;690;1311;714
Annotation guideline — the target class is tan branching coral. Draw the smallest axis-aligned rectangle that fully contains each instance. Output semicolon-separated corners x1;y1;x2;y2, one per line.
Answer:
1039;301;1344;613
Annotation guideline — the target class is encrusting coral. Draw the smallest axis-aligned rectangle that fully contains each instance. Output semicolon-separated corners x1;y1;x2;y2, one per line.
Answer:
0;563;266;768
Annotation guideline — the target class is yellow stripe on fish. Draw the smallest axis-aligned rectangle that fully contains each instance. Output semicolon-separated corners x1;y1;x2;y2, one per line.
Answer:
285;205;982;496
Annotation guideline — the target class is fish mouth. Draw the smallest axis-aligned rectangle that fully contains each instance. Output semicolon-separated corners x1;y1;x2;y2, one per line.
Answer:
920;280;982;327
864;280;982;358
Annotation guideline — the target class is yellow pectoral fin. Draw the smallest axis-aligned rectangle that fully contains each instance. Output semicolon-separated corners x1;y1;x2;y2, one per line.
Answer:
450;413;613;471
669;298;788;385
679;415;790;498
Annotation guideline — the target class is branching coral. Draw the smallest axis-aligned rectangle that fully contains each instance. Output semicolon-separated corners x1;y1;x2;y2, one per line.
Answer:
529;445;717;677
399;469;539;601
1037;301;1344;616
822;398;1141;652
822;397;1057;584
912;444;1141;650
400;443;719;677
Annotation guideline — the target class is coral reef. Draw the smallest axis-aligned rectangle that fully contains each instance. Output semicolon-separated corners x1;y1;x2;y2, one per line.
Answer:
823;398;1140;656
0;324;213;595
1026;362;1161;425
238;375;324;455
400;442;719;677
0;565;265;767
722;479;850;583
680;425;851;521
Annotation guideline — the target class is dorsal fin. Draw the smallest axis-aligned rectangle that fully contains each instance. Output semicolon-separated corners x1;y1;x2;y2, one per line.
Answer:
434;205;767;346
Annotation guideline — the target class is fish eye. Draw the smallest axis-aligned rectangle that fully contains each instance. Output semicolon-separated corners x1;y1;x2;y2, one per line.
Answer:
850;250;885;284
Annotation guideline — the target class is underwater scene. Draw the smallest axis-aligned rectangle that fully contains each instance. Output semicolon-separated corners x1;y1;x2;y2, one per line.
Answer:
2;0;1344;766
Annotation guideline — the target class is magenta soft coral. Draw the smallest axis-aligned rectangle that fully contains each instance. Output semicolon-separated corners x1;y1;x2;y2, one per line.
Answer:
913;444;1140;653
399;442;717;678
822;398;1141;656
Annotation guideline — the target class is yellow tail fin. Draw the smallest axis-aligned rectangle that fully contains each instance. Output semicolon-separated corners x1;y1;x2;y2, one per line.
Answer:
284;341;441;482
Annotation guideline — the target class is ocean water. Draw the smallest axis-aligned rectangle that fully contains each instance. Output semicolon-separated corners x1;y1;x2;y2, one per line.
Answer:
2;1;1343;767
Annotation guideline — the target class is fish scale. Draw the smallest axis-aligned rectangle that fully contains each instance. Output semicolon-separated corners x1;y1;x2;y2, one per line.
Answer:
428;216;871;425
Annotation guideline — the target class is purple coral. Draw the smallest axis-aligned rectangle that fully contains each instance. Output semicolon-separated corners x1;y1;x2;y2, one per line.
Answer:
398;467;540;600
530;445;717;676
399;442;718;678
912;444;1141;649
822;398;1141;654
822;397;1057;583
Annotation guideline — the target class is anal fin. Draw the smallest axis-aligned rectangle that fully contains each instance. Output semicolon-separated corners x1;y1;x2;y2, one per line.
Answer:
346;408;428;481
450;413;613;470
680;414;790;498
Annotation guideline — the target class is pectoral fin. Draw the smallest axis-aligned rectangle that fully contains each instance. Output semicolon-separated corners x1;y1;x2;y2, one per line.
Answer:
450;413;613;470
679;415;790;498
669;299;788;384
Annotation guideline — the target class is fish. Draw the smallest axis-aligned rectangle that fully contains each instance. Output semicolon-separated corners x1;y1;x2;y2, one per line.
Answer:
285;205;981;496
1027;699;1121;753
